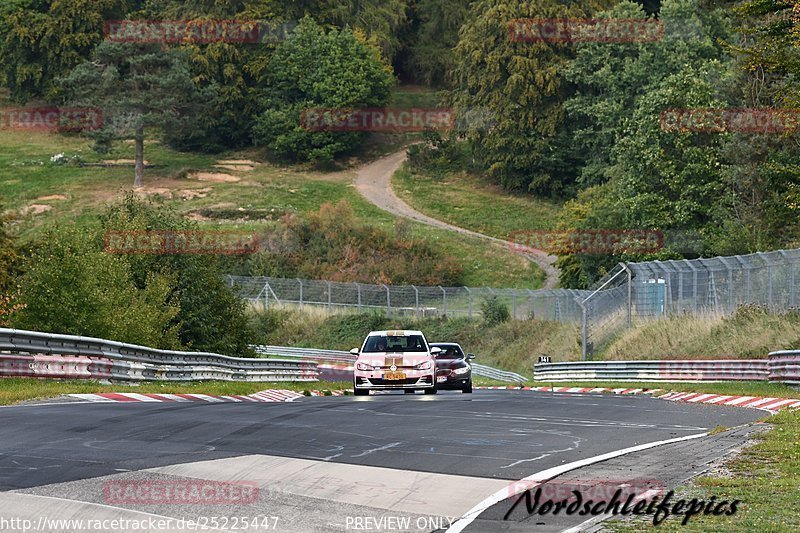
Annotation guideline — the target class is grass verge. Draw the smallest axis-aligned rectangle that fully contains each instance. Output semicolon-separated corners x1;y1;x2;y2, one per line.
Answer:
607;409;800;531
0;129;544;288
0;378;347;406
602;307;800;360
490;379;800;530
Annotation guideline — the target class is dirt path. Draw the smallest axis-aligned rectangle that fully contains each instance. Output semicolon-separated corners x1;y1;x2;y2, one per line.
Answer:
353;149;561;289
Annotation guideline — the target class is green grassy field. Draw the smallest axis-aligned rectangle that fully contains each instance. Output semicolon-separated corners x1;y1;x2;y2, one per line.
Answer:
393;167;561;241
602;309;800;359
512;379;800;531
607;408;800;532
0;127;544;288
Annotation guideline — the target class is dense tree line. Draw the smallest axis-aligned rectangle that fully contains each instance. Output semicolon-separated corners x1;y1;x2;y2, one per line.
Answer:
440;0;800;286
1;0;798;292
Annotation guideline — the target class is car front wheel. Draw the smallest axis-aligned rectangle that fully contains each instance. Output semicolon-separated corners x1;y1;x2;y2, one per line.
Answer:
354;387;369;396
462;380;473;393
424;386;437;395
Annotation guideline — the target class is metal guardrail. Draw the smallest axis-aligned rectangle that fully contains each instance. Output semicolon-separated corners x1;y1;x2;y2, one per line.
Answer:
252;345;355;364
470;363;528;383
768;350;800;386
0;328;318;382
252;345;528;383
533;360;769;382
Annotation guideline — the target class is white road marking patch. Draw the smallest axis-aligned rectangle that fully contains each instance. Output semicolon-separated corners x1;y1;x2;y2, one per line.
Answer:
146;454;510;518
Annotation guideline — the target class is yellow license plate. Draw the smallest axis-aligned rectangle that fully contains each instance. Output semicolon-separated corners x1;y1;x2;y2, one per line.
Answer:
384;372;406;380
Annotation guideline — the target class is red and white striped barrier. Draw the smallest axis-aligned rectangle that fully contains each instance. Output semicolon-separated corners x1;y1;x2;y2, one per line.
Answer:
475;385;660;395
658;391;800;413
69;389;305;403
475;385;800;414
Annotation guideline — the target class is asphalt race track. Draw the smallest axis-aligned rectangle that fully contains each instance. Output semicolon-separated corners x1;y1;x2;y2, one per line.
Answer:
0;390;765;532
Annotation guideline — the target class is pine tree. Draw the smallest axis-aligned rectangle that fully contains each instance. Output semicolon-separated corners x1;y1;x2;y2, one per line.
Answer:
0;0;132;102
60;40;208;187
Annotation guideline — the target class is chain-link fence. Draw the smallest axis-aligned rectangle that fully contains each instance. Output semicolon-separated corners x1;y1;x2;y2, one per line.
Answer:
227;275;589;322
579;248;800;359
228;247;800;360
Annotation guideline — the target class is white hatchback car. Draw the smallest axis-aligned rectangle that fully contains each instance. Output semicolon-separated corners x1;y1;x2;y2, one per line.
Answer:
351;330;441;396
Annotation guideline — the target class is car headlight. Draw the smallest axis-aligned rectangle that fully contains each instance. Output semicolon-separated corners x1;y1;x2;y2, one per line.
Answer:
356;362;374;371
415;361;433;370
453;366;470;375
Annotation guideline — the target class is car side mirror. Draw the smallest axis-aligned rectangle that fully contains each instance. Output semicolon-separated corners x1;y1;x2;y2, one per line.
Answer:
430;347;442;355
467;353;476;360
350;348;360;356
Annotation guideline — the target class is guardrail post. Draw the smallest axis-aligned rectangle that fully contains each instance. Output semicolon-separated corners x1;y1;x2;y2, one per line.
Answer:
745;267;751;302
791;264;797;308
439;286;446;317
768;266;774;311
622;263;632;328
326;281;332;311
528;289;535;319
383;284;391;317
580;300;588;361
512;289;517;319
412;285;419;317
465;287;472;318
264;281;269;308
355;282;362;310
719;258;734;314
297;278;304;309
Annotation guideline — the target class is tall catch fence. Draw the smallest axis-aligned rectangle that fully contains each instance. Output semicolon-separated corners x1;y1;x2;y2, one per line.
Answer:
227;276;589;322
228;247;800;360
578;248;800;358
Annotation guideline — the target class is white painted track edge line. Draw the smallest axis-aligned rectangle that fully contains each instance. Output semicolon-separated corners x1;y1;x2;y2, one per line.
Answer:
444;432;708;533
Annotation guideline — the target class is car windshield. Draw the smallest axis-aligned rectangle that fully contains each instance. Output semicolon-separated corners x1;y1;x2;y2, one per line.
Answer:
432;345;463;358
362;334;427;353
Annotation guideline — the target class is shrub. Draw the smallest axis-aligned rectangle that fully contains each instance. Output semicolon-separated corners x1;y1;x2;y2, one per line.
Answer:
99;194;253;356
11;227;181;348
481;295;510;326
253;17;395;163
246;200;464;286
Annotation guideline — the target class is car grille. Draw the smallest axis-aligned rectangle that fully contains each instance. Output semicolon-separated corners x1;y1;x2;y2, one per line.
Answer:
368;377;427;386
